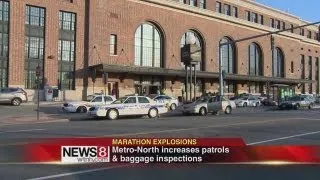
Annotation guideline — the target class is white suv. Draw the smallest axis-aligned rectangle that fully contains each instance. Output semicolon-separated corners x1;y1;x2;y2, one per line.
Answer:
0;88;28;106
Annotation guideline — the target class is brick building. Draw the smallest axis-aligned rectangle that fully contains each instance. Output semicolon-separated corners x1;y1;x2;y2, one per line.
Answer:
2;0;319;101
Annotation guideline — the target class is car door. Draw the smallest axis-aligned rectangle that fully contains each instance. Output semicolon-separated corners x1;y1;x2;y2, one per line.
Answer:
248;97;255;106
123;97;138;115
138;97;151;114
300;97;308;107
0;88;10;102
207;97;217;112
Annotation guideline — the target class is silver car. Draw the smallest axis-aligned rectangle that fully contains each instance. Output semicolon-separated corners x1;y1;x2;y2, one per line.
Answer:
180;96;233;116
279;96;314;110
235;96;260;107
0;88;28;106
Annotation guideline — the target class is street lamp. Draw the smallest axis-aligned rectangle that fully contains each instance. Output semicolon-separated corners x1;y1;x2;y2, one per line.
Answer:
218;44;224;96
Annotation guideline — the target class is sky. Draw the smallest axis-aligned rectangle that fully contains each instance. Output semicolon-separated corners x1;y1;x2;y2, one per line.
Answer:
256;0;319;22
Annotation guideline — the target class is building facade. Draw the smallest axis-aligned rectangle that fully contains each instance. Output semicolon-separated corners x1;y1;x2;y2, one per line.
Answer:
3;0;320;101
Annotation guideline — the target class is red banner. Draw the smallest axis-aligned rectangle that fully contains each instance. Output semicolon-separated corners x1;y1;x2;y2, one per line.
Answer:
18;138;320;164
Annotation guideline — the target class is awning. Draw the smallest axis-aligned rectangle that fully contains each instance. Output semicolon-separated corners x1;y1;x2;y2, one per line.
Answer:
90;64;314;85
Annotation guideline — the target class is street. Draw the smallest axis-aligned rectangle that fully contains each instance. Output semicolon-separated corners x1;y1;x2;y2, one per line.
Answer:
0;104;320;179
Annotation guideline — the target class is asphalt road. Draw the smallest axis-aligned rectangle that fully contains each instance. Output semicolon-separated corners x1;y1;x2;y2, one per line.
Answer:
0;105;320;180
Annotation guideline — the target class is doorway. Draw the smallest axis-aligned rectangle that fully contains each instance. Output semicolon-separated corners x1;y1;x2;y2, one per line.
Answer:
107;82;119;98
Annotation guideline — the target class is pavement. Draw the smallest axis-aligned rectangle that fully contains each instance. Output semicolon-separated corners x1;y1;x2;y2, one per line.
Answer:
0;104;319;179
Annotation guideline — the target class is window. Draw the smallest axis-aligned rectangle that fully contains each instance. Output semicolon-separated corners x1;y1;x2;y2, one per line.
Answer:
104;96;114;102
138;97;150;103
58;11;76;90
309;56;313;93
275;20;280;29
273;48;285;77
199;0;206;9
249;43;263;76
224;4;231;16
251;13;257;23
232;7;238;18
110;34;117;55
291;61;294;73
300;28;305;36
290;24;294;33
258;15;263;25
270;18;275;28
225;81;236;93
248;82;262;94
0;0;9;89
220;37;236;74
124;97;137;104
301;55;305;79
25;5;45;89
189;0;196;6
307;30;312;39
92;96;103;102
134;23;163;68
245;11;250;21
281;21;286;30
216;1;222;13
180;31;203;71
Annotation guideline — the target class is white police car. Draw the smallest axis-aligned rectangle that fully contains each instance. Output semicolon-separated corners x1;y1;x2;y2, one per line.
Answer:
62;94;116;113
88;95;168;120
148;94;179;110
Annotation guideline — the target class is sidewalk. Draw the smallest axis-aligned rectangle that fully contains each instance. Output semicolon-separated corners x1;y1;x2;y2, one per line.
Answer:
0;114;69;126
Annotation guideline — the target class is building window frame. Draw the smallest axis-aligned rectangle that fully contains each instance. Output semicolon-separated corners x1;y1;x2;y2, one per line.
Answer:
110;34;117;55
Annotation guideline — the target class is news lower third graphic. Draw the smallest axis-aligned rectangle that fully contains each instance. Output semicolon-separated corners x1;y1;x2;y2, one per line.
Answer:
17;138;320;164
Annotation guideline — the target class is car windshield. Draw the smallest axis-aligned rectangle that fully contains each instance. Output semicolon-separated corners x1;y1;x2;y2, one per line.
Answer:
86;95;95;102
148;94;158;99
112;97;128;104
242;98;248;100
288;96;301;101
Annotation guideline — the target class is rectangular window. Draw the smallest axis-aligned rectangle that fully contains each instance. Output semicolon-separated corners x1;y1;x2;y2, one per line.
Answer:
290;24;294;33
300;28;305;36
258;15;263;25
110;34;117;55
301;55;305;93
281;21;286;30
224;4;231;16
189;0;196;6
58;11;76;90
25;5;45;89
245;11;250;21
199;0;206;9
216;1;221;13
0;0;9;88
232;6;238;18
275;20;280;29
270;18;275;28
309;56;313;93
307;30;312;39
291;61;294;73
251;12;257;23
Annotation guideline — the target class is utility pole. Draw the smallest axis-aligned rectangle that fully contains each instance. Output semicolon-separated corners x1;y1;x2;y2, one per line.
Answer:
36;64;41;121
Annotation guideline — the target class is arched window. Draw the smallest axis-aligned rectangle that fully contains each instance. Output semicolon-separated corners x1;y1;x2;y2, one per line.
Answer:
248;43;263;76
220;37;236;74
134;23;162;67
273;47;284;77
180;31;204;71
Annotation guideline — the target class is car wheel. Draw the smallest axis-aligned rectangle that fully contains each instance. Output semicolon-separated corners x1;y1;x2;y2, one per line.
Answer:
107;109;119;120
77;106;87;113
255;102;259;107
225;106;232;114
243;103;247;107
308;104;314;109
199;107;207;116
170;103;177;110
148;108;158;118
11;98;21;106
294;104;300;110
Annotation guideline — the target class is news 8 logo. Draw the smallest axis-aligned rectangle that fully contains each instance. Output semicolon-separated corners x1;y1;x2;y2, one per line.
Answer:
61;146;110;164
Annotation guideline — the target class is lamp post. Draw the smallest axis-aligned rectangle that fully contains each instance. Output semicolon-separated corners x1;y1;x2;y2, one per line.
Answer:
218;44;224;96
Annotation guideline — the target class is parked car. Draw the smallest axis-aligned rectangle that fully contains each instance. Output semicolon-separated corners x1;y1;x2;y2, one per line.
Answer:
278;95;314;110
261;99;278;106
148;94;179;110
0;87;28;106
88;95;168;120
180;95;234;116
299;94;316;104
235;96;260;107
62;94;116;113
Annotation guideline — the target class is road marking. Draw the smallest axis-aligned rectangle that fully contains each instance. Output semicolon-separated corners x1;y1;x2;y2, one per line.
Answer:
26;165;129;180
247;130;320;145
0;129;45;134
